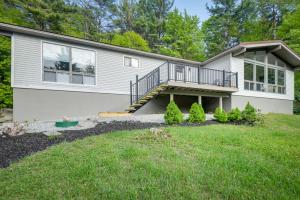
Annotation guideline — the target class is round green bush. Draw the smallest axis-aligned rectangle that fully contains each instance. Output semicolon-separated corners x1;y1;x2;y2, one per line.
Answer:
214;107;228;123
164;100;183;125
188;103;206;123
228;108;242;122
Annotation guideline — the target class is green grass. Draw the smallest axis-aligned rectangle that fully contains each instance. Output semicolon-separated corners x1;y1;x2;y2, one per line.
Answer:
1;114;300;200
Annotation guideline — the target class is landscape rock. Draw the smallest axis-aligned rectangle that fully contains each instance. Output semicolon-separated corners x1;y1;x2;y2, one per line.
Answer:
0;122;26;137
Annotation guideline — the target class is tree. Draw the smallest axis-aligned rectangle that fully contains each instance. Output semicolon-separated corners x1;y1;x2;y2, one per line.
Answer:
111;31;150;51
277;4;300;54
202;0;239;57
113;0;137;32
0;36;12;109
278;4;300;113
159;9;205;61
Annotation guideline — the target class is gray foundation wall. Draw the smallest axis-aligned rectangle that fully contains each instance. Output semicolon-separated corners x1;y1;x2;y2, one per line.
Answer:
231;95;293;114
13;88;130;121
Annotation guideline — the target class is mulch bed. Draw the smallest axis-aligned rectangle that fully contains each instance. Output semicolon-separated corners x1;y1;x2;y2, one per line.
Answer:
0;120;220;168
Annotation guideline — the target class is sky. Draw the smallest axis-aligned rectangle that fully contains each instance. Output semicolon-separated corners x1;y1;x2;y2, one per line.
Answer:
173;0;212;23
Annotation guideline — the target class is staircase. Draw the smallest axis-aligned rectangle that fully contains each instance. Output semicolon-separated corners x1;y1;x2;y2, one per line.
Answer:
126;61;238;112
126;62;169;112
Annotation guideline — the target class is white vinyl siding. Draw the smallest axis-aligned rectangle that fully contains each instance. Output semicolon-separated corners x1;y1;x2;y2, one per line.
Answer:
13;33;164;94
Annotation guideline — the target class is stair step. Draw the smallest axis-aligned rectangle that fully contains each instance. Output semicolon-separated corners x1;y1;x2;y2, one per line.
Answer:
138;99;148;103
126;83;168;113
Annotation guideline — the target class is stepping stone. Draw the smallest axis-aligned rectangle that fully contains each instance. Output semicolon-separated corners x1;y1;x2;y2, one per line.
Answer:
43;131;62;136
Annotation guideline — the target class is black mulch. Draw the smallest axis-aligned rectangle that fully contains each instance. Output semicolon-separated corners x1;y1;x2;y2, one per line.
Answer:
0;120;220;168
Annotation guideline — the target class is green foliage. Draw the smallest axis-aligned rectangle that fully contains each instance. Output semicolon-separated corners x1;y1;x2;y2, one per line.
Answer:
214;107;228;123
159;9;205;61
202;0;299;57
111;31;150;52
188;103;205;123
0;114;300;199
202;0;239;57
0;36;12;109
228;107;242;122
164;100;183;125
241;102;257;124
277;5;300;114
278;4;300;54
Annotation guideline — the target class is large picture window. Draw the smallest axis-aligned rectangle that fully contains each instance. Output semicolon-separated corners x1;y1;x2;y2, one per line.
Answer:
243;50;286;94
43;43;96;85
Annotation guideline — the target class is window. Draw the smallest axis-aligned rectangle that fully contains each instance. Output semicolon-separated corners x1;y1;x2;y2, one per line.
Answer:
268;68;275;84
256;51;265;62
71;48;96;85
124;56;139;68
244;63;254;81
243;50;286;94
43;43;70;82
256;65;264;83
245;51;255;60
43;43;96;85
268;54;276;65
278;70;285;86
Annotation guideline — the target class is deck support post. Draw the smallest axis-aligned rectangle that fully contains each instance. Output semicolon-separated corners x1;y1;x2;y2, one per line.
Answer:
170;93;174;102
198;95;202;105
219;97;223;110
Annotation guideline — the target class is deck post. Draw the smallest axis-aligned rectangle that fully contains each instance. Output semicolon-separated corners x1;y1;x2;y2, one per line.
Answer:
219;97;223;110
198;95;202;104
170;93;174;101
136;75;138;102
130;81;132;105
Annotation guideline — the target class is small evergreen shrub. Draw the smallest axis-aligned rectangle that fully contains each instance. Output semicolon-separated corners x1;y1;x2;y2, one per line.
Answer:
164;100;183;125
188;103;205;123
253;112;265;126
228;108;242;122
214;107;228;123
241;102;257;124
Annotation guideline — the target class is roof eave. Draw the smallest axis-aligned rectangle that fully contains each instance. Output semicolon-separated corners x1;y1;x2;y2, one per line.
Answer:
0;23;202;65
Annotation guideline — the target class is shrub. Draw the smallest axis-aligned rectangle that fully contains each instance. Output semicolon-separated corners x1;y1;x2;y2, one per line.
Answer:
214;107;228;123
188;103;205;123
253;112;265;126
164;101;183;125
241;102;257;124
228;108;242;122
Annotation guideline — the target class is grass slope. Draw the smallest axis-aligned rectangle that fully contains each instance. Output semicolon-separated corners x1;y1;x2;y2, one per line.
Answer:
1;114;300;200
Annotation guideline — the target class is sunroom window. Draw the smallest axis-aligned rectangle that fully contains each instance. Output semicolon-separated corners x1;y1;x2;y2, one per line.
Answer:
243;50;286;94
43;43;96;85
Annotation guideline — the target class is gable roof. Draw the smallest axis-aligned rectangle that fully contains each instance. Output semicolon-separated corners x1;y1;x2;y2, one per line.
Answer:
1;22;300;67
203;40;300;67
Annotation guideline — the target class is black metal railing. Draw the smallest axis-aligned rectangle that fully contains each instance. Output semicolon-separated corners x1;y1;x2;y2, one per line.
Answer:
130;61;238;105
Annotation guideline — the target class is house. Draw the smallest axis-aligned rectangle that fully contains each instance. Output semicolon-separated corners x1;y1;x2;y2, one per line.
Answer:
0;23;299;121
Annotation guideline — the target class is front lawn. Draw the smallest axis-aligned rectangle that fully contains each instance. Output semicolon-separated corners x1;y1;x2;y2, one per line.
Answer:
1;114;300;199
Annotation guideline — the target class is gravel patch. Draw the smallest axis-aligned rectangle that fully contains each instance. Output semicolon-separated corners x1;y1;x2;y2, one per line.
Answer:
1;114;214;134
